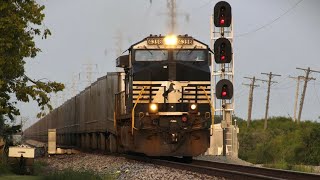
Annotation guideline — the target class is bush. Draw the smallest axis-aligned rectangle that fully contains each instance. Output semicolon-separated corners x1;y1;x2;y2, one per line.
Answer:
238;117;320;167
0;162;12;175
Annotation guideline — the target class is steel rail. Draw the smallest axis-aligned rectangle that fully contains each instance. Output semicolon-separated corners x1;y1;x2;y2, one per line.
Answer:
125;155;320;180
192;159;320;180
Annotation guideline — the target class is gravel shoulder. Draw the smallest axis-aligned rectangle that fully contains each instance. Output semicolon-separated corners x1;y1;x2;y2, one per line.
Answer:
37;153;225;180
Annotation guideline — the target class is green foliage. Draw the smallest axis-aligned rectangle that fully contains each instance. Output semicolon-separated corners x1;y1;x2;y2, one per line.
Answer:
264;160;290;170
32;161;47;176
291;164;314;173
1;159;115;179
238;117;320;168
0;161;12;175
0;0;64;120
0;175;42;180
1;115;21;165
44;170;110;180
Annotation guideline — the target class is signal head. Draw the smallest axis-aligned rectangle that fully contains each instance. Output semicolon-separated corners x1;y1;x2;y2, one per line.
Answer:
214;38;232;64
216;79;233;99
214;1;232;27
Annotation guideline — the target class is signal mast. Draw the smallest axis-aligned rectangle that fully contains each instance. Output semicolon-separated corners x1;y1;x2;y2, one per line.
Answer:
209;1;238;157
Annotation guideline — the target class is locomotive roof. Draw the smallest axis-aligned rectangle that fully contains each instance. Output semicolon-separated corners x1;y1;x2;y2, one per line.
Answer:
129;34;209;50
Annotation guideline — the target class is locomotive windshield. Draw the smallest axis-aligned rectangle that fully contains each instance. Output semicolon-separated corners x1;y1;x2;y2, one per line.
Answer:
173;50;206;61
135;50;168;61
134;49;207;62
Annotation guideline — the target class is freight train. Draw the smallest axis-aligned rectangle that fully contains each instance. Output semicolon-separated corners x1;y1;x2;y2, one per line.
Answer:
24;34;213;159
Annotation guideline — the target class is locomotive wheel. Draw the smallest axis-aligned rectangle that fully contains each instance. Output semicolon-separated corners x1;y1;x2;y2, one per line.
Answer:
109;134;118;153
105;137;110;152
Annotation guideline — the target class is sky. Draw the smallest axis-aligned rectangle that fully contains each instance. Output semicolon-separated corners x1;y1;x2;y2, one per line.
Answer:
19;0;320;128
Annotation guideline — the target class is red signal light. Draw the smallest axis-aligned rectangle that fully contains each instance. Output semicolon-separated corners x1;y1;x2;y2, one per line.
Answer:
216;79;233;100
220;19;225;25
214;38;232;64
222;85;228;97
181;116;188;122
222;91;227;97
214;2;232;27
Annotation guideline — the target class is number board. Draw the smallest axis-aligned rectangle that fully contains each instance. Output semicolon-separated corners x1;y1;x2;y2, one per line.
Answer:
178;38;193;45
147;38;163;45
147;37;193;45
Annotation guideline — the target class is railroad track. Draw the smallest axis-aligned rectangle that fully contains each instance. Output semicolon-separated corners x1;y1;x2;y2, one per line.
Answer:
22;139;320;179
125;155;320;180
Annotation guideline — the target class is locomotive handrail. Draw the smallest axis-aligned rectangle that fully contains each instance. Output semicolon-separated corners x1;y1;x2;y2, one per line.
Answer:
131;86;149;135
114;91;126;131
198;86;215;132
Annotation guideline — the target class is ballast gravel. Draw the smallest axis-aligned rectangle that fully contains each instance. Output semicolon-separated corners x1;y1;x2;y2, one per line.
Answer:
38;152;225;180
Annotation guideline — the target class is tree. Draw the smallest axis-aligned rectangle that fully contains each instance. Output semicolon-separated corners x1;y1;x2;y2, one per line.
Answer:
0;0;64;120
0;115;21;163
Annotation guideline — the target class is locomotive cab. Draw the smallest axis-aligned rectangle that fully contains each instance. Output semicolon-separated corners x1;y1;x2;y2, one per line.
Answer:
116;34;212;157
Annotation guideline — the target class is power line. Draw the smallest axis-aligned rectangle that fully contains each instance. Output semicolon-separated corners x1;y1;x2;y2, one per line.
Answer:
271;80;292;88
272;74;295;86
236;0;304;37
185;0;215;13
193;0;215;11
272;84;296;90
234;89;247;99
272;91;291;117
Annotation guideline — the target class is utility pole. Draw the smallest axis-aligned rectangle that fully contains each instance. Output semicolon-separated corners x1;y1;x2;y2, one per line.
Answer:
243;76;260;127
167;0;177;34
261;72;281;130
290;76;303;122
158;0;189;34
296;67;319;123
80;63;99;89
70;73;79;97
114;30;124;72
289;75;315;122
19;116;29;132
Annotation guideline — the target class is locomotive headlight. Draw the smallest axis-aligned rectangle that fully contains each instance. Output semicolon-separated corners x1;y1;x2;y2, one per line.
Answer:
190;104;197;110
164;35;177;46
189;103;198;113
149;103;158;113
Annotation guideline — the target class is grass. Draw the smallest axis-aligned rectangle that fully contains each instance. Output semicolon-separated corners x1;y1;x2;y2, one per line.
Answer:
0;169;115;180
43;169;113;180
264;161;290;170
0;163;12;175
1;159;115;179
0;175;42;180
264;163;315;173
291;165;314;173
